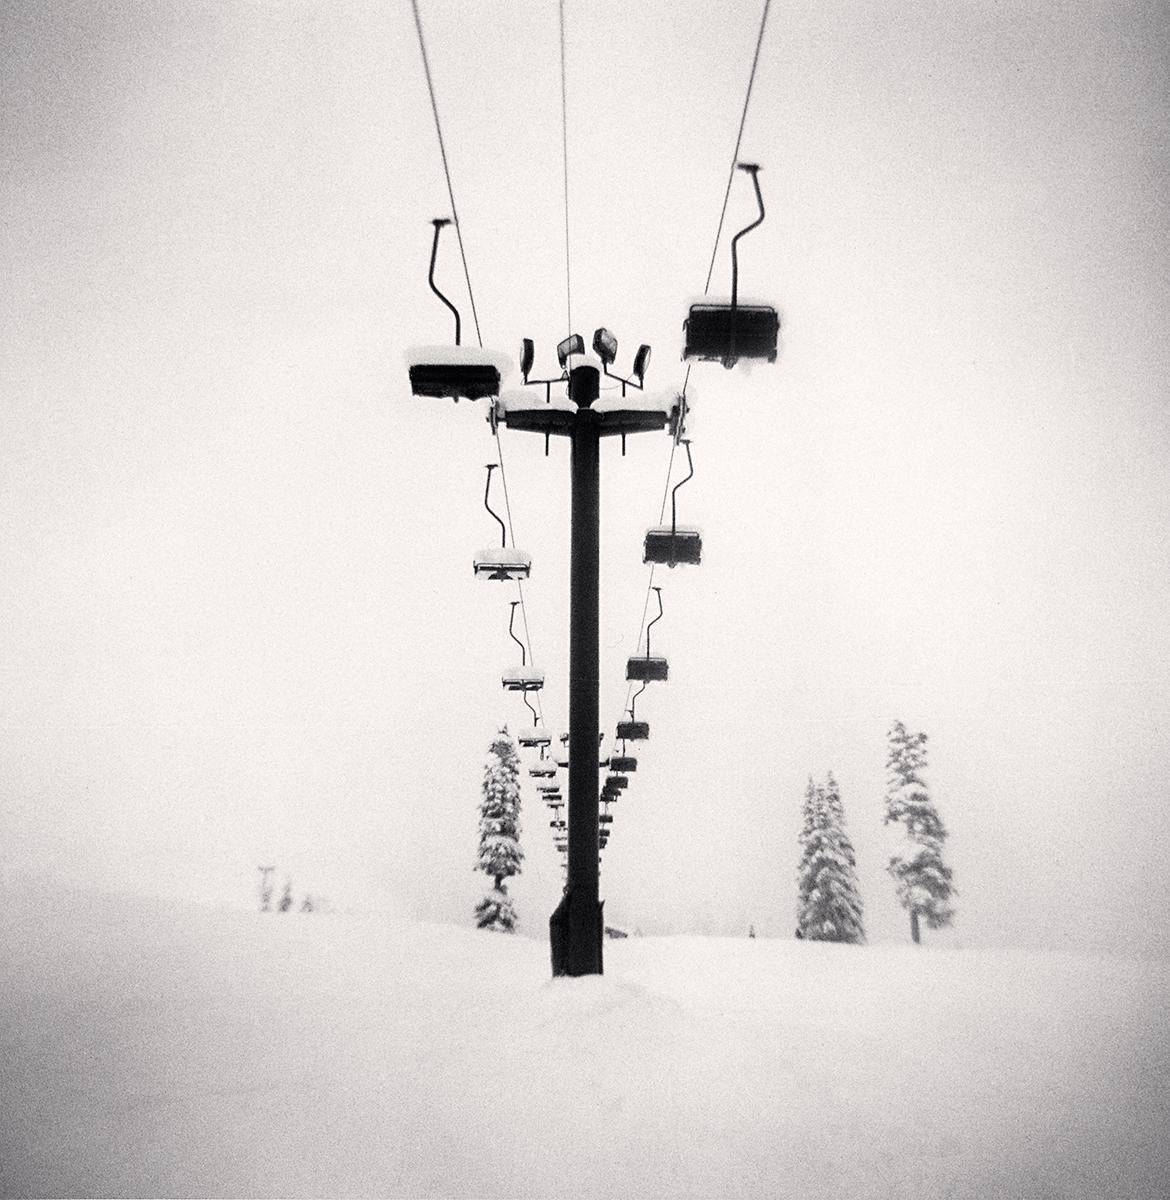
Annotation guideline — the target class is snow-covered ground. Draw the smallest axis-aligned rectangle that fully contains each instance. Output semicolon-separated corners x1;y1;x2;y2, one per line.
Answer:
2;886;1167;1199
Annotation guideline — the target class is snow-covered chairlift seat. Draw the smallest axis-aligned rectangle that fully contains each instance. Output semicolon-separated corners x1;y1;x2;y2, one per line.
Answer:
517;725;552;748
502;667;544;692
626;655;668;682
529;762;556;778
473;547;532;581
616;720;649;741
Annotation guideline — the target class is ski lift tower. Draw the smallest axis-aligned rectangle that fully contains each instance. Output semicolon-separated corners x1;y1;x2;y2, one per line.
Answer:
502;332;671;976
406;220;680;976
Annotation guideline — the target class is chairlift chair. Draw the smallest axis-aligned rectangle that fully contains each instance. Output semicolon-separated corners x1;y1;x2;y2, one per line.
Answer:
644;440;702;567
682;166;779;369
610;756;637;773
502;669;544;692
529;762;556;778
616;720;649;741
409;220;506;400
517;725;552;749
684;304;779;366
626;656;668;682
644;527;701;566
626;586;669;681
474;547;532;581
606;776;629;791
501;600;543;692
474;464;531;580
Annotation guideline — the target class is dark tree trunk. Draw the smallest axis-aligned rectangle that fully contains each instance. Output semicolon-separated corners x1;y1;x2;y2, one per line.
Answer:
910;910;921;944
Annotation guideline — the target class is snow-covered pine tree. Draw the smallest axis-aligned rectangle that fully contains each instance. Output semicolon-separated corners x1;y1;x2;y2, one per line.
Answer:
796;773;865;943
278;880;292;913
474;728;524;932
884;720;956;944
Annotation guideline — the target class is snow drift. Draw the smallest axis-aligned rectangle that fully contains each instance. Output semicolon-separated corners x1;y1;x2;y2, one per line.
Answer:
1;883;1166;1198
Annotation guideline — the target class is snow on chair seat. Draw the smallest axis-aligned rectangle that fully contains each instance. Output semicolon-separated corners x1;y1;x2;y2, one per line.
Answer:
474;547;532;581
502;667;544;692
518;725;552;748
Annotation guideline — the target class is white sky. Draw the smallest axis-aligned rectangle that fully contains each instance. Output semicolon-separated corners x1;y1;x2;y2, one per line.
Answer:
2;0;1168;956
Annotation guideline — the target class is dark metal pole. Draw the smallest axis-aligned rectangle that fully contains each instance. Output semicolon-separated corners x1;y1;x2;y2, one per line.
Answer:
551;364;603;976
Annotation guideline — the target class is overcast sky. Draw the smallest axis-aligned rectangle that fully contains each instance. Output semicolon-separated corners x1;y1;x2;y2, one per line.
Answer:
3;0;1168;957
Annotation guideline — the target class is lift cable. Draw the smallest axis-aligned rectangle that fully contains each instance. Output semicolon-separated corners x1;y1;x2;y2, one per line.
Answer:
559;0;573;337
700;0;772;298
611;0;772;747
496;0;579;735
411;0;546;725
410;0;484;349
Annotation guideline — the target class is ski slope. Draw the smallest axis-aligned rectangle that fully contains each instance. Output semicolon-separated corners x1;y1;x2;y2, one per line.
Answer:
2;884;1166;1198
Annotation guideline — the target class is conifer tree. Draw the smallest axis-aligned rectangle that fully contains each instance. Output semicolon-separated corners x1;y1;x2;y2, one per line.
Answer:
884;720;956;943
474;728;523;932
796;773;865;943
